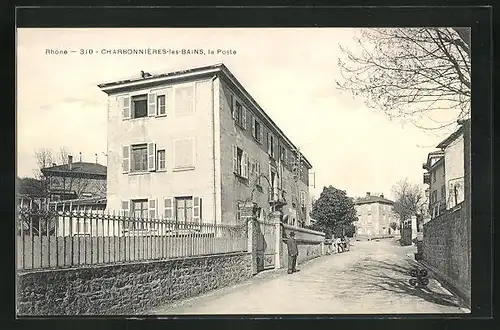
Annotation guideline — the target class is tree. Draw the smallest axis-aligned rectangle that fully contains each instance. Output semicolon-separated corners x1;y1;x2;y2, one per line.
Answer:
391;179;426;230
310;186;358;238
33;148;54;179
390;221;398;232
337;28;470;131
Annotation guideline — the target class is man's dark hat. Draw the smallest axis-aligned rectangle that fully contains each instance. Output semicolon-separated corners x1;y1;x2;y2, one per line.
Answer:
289;231;295;236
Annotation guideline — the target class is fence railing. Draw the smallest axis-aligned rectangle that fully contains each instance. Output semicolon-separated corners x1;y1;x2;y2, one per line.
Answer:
16;207;247;271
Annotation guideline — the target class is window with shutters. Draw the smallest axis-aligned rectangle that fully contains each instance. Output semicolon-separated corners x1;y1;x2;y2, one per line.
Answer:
131;144;148;172
173;138;195;170
280;145;287;162
131;199;148;229
131;94;148;119
157;149;166;170
231;96;247;129
175;197;193;224
267;132;276;158
252;117;263;144
157;94;166;116
233;146;249;179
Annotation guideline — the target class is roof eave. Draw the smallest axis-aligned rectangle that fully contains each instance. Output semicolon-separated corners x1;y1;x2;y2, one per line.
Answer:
436;126;464;149
97;63;225;94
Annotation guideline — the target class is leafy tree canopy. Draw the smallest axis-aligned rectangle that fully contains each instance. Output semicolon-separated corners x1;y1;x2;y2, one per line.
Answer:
310;186;358;238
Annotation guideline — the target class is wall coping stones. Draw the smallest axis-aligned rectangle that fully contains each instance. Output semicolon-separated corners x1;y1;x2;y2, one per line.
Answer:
18;251;251;276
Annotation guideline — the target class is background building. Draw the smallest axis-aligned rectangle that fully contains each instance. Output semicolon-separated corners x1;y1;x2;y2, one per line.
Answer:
40;155;107;201
422;150;446;218
98;63;313;226
354;192;398;239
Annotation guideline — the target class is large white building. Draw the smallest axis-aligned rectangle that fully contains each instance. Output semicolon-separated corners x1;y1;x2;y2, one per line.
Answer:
98;63;313;227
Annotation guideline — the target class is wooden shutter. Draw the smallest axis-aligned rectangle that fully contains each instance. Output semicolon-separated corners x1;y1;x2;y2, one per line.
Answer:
273;135;278;159
164;198;173;221
122;96;131;120
251;116;256;138
233;145;238;174
149;199;157;220
267;132;271;155
193;197;202;224
148;92;156;116
242;151;248;179
259;122;263;143
242;107;247;129
249;158;254;176
122;145;130;173
147;142;156;171
121;200;130;217
231;95;236;119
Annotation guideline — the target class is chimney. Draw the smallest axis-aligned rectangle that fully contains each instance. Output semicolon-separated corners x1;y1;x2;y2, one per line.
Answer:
95;153;98;164
79;152;82;162
366;192;371;197
68;155;73;170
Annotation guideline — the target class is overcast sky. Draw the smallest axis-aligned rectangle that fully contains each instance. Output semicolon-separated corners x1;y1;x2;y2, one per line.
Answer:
16;28;457;200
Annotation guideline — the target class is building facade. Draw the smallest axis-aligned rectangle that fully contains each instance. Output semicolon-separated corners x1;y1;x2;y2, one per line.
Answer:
437;127;465;210
354;192;398;239
98;63;313;227
423;123;467;214
40;156;107;201
422;150;446;218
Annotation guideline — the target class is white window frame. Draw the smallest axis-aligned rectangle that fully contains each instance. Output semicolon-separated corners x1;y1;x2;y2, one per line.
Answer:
130;143;148;173
156;94;166;116
157;149;166;171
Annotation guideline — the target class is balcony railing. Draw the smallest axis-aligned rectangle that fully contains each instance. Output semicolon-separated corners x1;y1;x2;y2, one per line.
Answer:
268;187;286;204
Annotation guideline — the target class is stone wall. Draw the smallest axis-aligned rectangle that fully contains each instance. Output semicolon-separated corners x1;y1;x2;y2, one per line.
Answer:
17;252;252;315
280;224;325;268
422;203;470;306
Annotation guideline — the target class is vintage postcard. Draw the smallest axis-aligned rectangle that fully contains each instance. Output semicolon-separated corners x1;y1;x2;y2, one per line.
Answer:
16;26;473;316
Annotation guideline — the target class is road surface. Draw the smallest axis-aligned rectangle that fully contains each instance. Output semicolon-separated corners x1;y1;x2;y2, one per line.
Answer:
151;238;469;314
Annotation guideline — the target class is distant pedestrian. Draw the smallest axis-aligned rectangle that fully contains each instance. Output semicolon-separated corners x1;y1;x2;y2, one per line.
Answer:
285;231;299;274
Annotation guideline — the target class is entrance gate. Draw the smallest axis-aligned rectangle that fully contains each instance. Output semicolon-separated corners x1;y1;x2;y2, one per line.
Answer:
255;220;276;272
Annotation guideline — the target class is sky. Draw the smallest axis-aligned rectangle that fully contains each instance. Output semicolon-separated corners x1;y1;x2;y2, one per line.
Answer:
16;28;458;200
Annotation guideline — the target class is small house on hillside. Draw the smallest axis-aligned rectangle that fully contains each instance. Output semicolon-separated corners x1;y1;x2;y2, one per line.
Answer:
41;155;107;201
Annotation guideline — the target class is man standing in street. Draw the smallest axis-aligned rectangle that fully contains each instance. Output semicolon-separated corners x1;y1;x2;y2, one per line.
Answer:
285;231;299;274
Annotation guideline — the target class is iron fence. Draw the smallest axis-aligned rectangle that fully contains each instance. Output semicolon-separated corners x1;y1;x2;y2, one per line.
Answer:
16;205;247;271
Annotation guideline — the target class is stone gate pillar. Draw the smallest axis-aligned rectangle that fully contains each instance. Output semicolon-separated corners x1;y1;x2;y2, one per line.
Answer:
269;211;282;269
242;202;258;275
